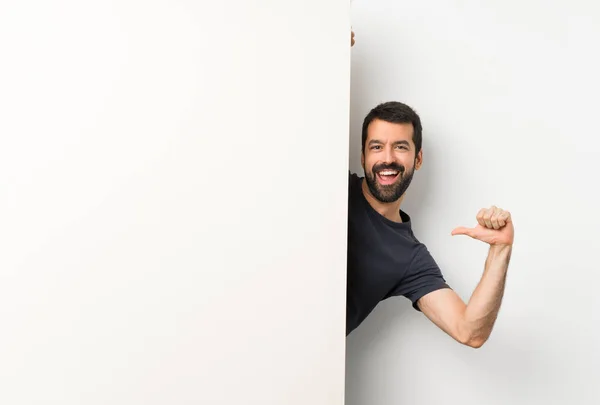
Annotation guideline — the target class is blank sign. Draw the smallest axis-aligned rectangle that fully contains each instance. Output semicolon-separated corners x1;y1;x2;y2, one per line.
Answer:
0;1;351;404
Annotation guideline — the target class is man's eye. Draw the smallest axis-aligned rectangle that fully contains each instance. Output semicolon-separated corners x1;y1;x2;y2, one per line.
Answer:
371;145;381;150
395;145;408;150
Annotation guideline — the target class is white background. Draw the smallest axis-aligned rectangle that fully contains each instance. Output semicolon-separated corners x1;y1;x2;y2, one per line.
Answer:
0;1;350;404
347;1;600;404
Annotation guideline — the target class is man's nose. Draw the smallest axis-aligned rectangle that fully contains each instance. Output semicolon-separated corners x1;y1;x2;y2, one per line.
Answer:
382;147;394;163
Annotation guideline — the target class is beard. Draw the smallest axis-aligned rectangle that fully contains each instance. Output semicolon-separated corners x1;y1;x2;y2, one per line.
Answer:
364;161;415;203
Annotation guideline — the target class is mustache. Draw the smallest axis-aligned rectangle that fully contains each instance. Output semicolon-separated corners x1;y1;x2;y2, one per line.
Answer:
372;162;405;174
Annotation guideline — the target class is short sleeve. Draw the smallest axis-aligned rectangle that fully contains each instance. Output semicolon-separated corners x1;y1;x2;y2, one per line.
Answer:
390;244;451;311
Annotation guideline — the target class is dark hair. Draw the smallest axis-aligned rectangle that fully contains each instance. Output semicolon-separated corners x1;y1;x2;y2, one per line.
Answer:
361;101;423;154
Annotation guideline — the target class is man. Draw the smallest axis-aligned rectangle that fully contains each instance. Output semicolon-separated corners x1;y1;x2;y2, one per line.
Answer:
346;101;513;348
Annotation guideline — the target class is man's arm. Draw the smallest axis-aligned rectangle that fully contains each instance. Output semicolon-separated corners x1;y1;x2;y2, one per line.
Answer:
417;206;514;348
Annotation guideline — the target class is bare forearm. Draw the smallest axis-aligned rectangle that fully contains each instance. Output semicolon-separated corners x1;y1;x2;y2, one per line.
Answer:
460;244;511;346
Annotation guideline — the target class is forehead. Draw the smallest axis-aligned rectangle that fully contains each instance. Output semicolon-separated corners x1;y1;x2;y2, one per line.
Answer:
366;119;414;144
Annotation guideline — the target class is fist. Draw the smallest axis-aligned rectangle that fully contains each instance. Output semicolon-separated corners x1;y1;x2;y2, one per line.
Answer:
451;206;514;246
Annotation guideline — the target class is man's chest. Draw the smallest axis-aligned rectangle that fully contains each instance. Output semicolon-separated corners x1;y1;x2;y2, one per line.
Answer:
347;216;416;296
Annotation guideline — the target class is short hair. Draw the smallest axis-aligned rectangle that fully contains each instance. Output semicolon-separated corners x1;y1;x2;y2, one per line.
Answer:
361;101;423;154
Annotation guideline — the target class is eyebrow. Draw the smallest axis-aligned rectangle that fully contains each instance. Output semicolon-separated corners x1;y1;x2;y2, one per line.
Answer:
368;139;410;147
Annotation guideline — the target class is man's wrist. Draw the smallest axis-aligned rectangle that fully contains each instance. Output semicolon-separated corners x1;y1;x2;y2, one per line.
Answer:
488;244;512;267
489;243;512;254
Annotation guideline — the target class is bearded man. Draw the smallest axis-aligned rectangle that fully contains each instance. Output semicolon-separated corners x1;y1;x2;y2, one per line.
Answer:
346;101;514;348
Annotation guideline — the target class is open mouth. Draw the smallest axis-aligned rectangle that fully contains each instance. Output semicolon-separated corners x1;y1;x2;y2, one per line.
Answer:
376;169;400;185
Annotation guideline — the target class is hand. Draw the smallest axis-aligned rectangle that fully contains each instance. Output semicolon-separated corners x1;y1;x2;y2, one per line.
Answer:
451;206;514;246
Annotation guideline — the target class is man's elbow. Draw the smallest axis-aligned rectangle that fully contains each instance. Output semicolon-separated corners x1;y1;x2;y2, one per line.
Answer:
457;331;488;349
464;336;487;349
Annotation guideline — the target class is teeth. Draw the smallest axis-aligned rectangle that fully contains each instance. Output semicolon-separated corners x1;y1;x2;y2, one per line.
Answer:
380;170;398;176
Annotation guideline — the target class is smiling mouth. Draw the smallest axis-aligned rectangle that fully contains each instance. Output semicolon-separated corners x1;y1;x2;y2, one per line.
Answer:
376;170;400;185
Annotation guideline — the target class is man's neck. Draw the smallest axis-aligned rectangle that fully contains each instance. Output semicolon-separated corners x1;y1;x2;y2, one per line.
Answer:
361;179;404;223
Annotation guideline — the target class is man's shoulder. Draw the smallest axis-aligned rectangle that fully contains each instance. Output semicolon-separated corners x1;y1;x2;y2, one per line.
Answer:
409;240;440;270
348;170;362;183
347;171;363;196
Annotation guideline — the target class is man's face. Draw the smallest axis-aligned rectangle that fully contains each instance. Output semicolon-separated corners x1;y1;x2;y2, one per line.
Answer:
361;119;422;203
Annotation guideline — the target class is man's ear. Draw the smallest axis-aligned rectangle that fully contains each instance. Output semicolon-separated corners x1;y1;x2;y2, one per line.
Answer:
361;151;365;167
415;149;423;170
